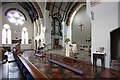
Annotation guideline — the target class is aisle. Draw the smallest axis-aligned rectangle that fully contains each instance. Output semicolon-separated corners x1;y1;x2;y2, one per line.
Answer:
0;65;2;80
2;52;25;80
7;52;15;62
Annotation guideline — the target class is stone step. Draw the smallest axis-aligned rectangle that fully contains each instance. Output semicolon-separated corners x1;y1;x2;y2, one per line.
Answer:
111;63;120;66
110;59;120;71
111;60;120;63
110;66;120;71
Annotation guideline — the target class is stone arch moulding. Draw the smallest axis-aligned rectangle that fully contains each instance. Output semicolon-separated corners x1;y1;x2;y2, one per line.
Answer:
4;8;27;21
66;2;86;26
32;2;43;18
32;2;44;31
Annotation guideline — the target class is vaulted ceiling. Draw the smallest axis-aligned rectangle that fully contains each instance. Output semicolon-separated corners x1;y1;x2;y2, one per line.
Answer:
48;2;74;21
2;2;41;23
2;1;85;25
18;2;38;22
46;2;85;25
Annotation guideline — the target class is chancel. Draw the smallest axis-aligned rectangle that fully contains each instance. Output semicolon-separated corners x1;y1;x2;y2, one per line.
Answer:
0;0;120;80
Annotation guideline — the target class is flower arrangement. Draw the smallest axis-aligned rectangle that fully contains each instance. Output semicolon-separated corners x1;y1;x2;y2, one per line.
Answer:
86;35;91;42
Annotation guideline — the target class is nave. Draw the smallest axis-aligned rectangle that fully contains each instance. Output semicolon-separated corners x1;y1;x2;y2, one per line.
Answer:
0;1;120;79
2;50;120;79
2;51;25;80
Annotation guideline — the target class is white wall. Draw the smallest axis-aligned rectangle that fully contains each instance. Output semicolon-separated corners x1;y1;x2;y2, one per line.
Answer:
0;5;2;47
72;5;91;46
90;2;118;68
62;21;66;48
2;3;34;49
66;26;72;43
44;10;51;49
65;4;86;44
119;1;120;27
21;44;33;50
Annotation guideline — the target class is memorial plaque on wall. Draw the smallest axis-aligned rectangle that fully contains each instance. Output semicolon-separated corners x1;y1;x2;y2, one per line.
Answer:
12;40;19;44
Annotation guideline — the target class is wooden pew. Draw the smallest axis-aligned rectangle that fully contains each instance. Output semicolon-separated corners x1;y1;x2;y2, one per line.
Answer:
48;59;84;75
63;57;76;65
18;54;48;80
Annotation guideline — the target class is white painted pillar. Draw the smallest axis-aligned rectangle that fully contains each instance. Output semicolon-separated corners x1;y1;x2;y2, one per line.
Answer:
44;10;51;50
62;21;65;48
33;22;37;49
36;19;39;36
38;18;41;35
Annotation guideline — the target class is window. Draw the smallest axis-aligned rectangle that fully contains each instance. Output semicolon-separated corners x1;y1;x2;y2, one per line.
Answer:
2;24;11;44
21;27;28;44
7;10;25;25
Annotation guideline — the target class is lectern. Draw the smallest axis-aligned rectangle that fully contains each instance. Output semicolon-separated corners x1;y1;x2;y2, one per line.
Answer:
93;52;106;67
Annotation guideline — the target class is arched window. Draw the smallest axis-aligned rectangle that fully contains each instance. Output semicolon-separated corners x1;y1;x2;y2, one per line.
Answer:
2;24;11;44
21;27;28;44
6;9;25;25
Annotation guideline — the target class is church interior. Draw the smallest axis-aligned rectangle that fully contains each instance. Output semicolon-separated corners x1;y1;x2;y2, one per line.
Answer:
0;0;120;79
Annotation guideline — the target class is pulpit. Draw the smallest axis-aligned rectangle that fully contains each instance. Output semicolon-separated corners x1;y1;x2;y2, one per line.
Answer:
93;52;106;67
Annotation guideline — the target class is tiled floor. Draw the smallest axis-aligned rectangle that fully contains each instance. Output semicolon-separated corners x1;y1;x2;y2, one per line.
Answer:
9;62;24;79
2;52;25;80
2;61;9;79
47;49;91;64
0;64;2;80
2;50;120;79
23;50;120;79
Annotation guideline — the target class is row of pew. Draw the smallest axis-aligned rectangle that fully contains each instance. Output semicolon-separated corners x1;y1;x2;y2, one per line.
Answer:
16;56;35;80
15;52;85;79
16;54;48;80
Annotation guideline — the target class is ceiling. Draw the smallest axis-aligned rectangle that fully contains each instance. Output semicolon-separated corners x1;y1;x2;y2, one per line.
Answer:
49;2;75;21
2;2;85;24
18;2;38;23
48;2;86;25
2;2;39;23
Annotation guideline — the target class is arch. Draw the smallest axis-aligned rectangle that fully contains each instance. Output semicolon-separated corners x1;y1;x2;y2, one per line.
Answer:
69;4;91;63
51;13;62;36
66;2;86;26
39;39;41;47
21;27;28;44
51;13;63;49
2;24;11;44
4;8;27;20
51;17;62;36
32;2;43;18
6;9;26;25
35;40;37;49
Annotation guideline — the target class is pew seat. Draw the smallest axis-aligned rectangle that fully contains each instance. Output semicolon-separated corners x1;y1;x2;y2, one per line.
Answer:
48;59;84;75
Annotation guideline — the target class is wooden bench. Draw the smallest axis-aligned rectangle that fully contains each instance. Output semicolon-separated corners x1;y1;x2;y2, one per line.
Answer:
48;59;84;75
18;54;48;80
63;57;76;65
